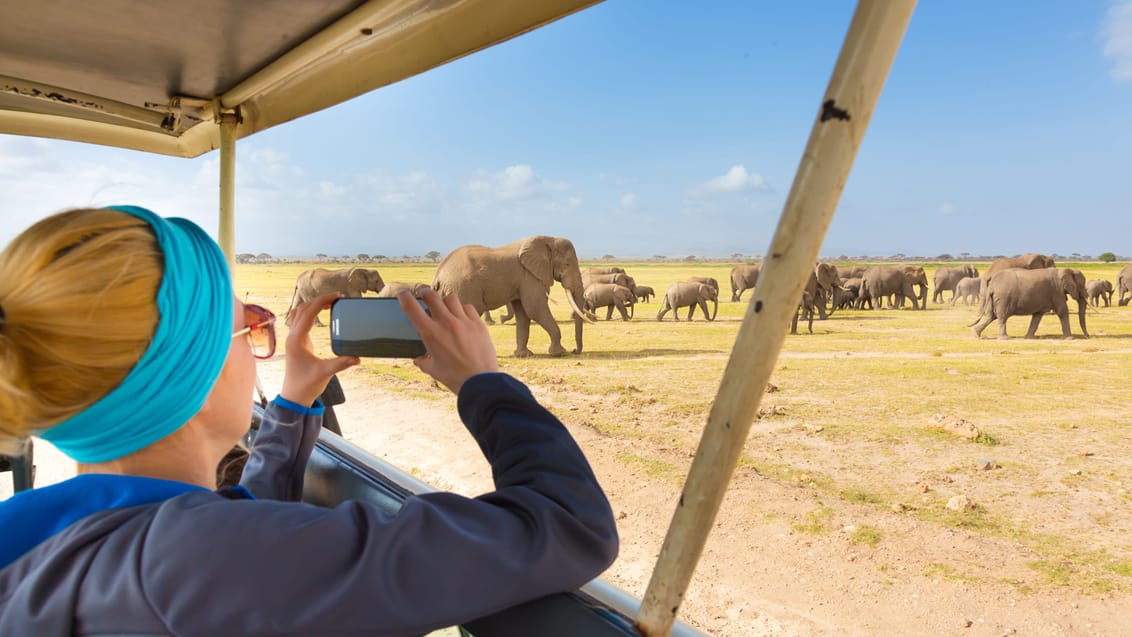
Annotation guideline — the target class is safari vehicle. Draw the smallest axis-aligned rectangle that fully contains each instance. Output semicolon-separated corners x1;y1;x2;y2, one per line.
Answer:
0;1;915;634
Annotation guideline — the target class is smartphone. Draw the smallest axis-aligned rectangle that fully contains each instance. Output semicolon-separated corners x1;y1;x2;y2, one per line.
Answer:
330;298;428;358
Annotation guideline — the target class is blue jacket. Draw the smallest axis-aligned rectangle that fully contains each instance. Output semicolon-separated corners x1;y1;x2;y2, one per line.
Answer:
0;373;618;636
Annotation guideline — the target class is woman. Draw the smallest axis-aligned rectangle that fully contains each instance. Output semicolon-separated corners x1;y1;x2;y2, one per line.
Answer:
0;206;617;635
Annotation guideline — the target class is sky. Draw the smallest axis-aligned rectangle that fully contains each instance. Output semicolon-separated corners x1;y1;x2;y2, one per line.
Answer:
1;1;1131;260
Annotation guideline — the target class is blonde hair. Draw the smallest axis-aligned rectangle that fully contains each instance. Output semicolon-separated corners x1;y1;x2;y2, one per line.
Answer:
0;208;162;455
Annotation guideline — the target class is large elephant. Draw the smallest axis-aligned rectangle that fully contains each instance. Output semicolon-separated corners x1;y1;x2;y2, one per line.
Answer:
730;264;761;302
432;236;594;357
584;283;635;321
858;265;926;310
791;263;841;332
950;276;980;306
971;267;1088;339
375;281;432;298
583;266;625;275
1119;264;1132;306
933;265;979;303
657;282;718;321
1087;280;1114;308
285;267;385;326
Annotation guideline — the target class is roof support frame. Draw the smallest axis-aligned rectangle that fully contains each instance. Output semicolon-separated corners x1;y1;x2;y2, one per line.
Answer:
0;74;174;131
634;2;917;634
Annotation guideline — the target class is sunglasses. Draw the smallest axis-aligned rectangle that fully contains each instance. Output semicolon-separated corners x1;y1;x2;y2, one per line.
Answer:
232;303;277;359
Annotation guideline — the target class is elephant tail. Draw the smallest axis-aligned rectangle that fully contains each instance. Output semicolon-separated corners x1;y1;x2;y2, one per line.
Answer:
284;285;300;323
967;289;993;327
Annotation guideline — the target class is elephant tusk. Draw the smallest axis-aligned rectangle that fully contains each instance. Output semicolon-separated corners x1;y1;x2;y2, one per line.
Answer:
566;291;596;323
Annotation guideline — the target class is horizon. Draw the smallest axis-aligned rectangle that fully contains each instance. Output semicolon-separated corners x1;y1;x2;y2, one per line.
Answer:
2;2;1130;258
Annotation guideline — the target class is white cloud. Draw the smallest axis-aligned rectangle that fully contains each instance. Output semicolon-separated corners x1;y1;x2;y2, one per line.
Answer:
465;164;568;203
939;203;955;215
686;165;767;198
1102;0;1132;82
620;193;639;211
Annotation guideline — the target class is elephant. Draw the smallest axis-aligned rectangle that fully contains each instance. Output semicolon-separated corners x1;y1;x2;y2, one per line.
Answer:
375;282;432;298
657;281;718;321
950;276;981;306
810;263;841;317
432;236;594;357
1087;280;1114;307
730;264;761;302
983;253;1056;281
933;265;979;303
791;264;841;332
634;285;655;303
971;267;1088;339
285;267;385;326
857;266;926;310
685;277;720;319
583;283;635;321
833;278;860;310
582;271;638;297
835;265;866;280
1119;264;1132;306
583;267;625;275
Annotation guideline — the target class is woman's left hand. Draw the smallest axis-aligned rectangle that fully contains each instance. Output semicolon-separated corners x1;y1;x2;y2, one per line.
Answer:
280;293;359;406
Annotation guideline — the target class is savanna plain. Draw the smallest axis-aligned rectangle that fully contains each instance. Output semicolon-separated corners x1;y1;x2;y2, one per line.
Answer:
13;261;1129;636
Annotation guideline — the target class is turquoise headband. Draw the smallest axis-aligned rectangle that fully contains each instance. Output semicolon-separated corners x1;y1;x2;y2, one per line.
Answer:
38;206;234;463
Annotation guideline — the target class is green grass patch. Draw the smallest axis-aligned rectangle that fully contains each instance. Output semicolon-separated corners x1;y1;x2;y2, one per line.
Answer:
850;525;882;546
791;505;834;535
614;452;683;483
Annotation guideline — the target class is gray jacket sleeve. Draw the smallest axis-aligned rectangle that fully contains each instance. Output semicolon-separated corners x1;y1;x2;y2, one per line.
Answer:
239;399;322;501
133;373;618;636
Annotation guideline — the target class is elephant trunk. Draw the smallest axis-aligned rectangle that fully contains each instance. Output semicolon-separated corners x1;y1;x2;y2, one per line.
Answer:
565;287;589;354
1077;295;1089;338
710;297;718;321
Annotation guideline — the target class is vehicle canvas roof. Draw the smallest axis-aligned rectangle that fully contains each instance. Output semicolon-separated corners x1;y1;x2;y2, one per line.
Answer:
0;0;598;157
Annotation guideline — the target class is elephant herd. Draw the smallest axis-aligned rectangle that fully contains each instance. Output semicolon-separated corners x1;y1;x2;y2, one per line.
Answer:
284;244;1132;357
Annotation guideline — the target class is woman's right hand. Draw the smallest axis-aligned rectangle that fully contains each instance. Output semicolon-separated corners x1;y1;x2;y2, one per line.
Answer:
398;289;499;394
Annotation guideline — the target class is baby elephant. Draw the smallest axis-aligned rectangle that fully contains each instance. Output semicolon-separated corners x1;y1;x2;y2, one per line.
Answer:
1087;279;1114;307
657;281;718;321
950;276;980;306
635;285;655;303
583;283;635;321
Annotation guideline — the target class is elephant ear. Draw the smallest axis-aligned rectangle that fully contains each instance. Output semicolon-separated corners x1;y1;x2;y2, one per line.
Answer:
518;236;554;287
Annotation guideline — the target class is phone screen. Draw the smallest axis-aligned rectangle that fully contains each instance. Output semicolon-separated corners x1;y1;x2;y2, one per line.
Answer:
330;298;427;358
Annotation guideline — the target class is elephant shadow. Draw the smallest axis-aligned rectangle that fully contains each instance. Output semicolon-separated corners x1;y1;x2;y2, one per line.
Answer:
579;348;723;359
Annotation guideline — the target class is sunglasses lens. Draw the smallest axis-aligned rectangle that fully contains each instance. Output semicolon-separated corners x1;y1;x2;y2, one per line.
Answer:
245;305;276;359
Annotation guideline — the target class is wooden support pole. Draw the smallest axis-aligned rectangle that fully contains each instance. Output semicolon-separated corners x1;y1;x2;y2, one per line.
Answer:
217;112;237;271
634;2;916;634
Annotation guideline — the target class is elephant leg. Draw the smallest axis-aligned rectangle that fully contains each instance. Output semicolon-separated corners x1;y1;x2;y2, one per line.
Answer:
500;303;514;324
657;302;669;321
605;304;614;320
482;310;495;325
686;304;696;320
1024;312;1044;338
1056;310;1072;338
511;302;535;358
971;310;996;338
616;301;629;321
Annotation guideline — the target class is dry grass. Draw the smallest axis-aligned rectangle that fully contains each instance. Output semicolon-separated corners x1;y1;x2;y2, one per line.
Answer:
236;260;1132;593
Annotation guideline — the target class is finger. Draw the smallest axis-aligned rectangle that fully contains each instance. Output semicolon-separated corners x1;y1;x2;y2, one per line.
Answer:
326;355;361;375
398;290;432;331
290;293;338;334
462;302;480;321
442;292;465;317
